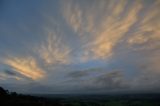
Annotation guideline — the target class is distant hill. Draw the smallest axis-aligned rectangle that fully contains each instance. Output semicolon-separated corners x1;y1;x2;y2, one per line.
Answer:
0;86;160;106
0;86;62;106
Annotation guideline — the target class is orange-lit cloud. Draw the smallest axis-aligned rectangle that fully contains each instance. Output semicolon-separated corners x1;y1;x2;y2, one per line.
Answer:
0;72;23;81
35;32;71;65
4;56;45;80
127;1;160;50
62;0;142;61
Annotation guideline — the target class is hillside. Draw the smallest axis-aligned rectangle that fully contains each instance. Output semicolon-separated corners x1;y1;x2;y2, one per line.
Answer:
0;87;160;106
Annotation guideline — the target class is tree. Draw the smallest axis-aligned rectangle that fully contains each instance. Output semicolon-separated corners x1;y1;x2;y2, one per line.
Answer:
0;87;8;96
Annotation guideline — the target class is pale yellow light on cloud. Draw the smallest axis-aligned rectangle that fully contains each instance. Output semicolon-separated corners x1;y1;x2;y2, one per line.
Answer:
128;1;160;50
62;0;142;61
4;56;45;80
0;73;7;80
62;1;82;33
37;32;71;65
0;72;23;81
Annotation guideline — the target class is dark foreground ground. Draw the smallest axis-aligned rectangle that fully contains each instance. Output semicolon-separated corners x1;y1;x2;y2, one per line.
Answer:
0;87;160;106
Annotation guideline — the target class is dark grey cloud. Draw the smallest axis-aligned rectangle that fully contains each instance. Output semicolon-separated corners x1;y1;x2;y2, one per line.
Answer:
95;71;128;90
4;69;16;76
67;67;104;79
67;71;89;79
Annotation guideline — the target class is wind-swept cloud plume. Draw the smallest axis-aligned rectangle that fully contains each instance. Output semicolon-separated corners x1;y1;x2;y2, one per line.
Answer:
36;32;71;65
4;56;45;80
61;0;143;61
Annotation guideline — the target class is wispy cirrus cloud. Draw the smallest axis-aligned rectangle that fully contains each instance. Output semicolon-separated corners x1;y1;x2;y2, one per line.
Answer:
4;56;45;80
61;0;143;61
0;0;160;93
35;32;71;65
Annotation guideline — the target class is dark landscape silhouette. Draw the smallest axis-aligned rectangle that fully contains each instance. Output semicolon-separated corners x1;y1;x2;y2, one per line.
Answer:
0;86;160;106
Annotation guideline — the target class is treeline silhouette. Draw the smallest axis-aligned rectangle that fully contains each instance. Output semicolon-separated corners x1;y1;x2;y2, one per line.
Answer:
0;87;62;106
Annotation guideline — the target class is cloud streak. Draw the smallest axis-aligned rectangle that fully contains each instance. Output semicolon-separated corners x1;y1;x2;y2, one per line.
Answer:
4;56;45;80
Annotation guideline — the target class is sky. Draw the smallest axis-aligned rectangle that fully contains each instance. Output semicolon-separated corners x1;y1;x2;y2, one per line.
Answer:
0;0;160;94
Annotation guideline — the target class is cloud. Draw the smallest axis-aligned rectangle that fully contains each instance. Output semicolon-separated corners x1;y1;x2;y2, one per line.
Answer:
86;70;129;92
0;0;160;93
95;71;128;89
67;70;89;79
126;1;160;50
63;68;130;93
35;32;71;65
61;0;143;61
4;56;45;80
4;69;16;76
0;72;22;81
